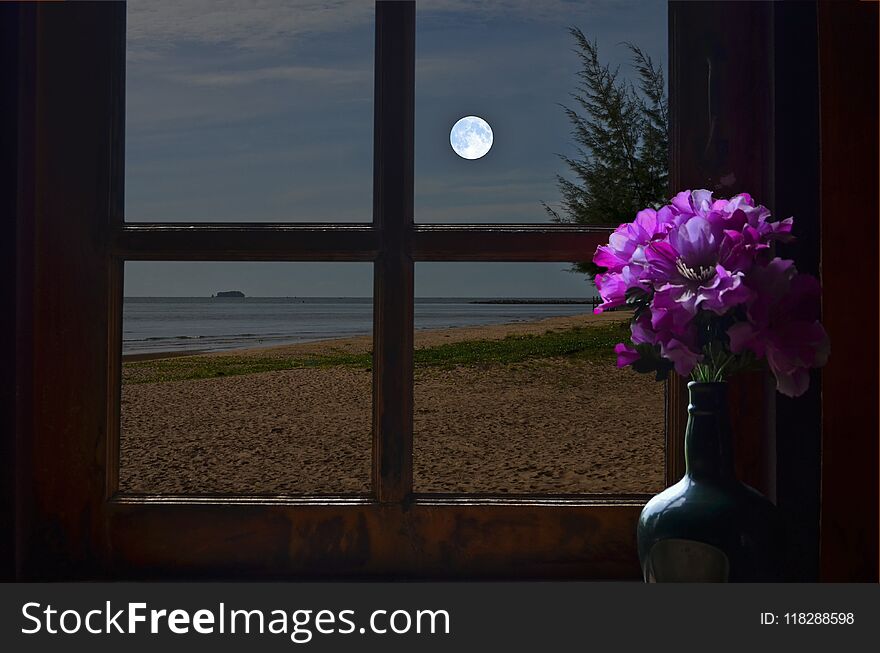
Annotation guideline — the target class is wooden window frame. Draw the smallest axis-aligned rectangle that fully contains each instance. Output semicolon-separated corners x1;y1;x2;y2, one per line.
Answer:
12;0;667;580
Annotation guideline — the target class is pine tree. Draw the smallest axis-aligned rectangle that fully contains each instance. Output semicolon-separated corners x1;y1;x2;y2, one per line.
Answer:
544;28;668;276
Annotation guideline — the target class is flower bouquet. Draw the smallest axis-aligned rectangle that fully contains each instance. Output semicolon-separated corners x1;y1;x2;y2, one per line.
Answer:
599;190;830;581
593;189;829;396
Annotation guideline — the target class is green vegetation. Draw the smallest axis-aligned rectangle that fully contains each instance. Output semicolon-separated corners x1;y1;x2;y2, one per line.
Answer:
123;321;628;385
123;349;370;385
546;28;668;230
544;28;668;278
411;322;623;368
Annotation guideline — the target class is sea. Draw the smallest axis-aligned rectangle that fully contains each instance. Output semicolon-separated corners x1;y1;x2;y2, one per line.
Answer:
122;297;598;356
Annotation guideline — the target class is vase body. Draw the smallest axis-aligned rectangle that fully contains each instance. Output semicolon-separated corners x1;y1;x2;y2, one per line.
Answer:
637;382;782;582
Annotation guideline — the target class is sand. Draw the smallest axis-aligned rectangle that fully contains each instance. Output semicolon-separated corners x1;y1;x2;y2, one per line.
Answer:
119;312;665;496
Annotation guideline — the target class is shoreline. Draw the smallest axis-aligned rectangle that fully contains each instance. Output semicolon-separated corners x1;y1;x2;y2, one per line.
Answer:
122;310;629;363
123;349;211;363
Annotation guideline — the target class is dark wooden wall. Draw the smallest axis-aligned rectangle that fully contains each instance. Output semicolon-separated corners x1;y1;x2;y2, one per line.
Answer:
0;2;25;582
9;1;122;580
817;0;879;582
773;0;822;583
671;0;880;581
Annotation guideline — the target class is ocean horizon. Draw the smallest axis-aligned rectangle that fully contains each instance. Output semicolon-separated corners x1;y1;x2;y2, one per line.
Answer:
122;296;598;356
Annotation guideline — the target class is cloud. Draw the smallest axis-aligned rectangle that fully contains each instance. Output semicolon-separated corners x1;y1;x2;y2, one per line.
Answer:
127;0;374;51
168;64;370;88
126;0;615;53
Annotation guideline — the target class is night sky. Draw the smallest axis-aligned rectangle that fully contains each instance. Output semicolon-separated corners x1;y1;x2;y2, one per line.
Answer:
124;0;666;296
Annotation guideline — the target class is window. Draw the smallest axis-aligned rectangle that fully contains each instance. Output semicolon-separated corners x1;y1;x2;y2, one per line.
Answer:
18;0;674;579
119;262;376;496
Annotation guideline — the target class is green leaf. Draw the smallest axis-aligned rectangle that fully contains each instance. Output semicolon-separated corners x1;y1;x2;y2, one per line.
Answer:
625;286;650;304
626;342;673;382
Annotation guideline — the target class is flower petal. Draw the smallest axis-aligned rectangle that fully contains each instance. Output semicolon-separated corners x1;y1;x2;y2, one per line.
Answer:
614;343;641;368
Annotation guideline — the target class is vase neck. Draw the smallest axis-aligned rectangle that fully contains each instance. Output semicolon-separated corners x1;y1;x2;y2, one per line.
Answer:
685;382;735;481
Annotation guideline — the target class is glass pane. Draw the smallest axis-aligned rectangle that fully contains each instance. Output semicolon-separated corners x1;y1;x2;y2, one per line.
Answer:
125;1;373;222
413;263;665;494
120;262;373;495
415;0;668;224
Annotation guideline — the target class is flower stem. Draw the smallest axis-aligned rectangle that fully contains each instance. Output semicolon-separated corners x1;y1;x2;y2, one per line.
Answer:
713;353;735;381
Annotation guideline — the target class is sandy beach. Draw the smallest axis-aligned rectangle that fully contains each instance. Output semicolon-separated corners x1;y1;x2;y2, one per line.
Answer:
120;311;665;495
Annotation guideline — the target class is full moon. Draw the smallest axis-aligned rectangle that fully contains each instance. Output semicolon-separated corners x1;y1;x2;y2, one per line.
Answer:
450;115;493;160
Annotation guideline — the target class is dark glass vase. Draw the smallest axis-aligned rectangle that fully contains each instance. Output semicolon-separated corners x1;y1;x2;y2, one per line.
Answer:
637;382;782;582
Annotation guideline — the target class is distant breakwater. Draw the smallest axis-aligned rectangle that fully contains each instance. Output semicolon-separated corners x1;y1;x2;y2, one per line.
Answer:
469;298;600;306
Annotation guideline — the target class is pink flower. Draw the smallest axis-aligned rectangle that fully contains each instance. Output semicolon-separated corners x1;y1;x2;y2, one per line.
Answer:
632;311;702;376
614;343;641;368
594;208;677;273
594;265;647;313
592;190;828;392
644;218;753;326
727;258;830;397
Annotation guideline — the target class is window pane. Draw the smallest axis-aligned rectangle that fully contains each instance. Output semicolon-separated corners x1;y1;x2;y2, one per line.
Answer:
120;262;373;495
415;0;668;224
125;1;373;222
413;263;665;494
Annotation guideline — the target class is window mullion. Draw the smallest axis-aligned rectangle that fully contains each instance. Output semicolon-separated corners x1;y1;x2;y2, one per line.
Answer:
372;0;415;503
412;225;611;261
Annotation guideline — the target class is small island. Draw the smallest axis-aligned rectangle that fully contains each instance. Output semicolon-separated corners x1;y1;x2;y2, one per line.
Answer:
213;291;245;298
